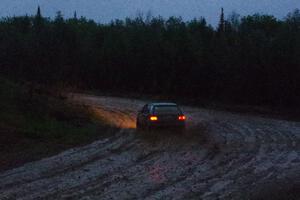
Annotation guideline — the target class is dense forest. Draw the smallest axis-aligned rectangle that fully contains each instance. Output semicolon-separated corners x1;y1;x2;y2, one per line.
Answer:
1;7;299;106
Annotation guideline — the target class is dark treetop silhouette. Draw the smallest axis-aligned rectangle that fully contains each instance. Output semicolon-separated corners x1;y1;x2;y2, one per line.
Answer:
1;8;300;107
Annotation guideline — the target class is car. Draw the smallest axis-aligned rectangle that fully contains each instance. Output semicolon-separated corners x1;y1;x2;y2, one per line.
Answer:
136;102;186;131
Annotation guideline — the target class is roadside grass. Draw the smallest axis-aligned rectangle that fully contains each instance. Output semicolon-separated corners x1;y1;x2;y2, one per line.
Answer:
0;77;116;171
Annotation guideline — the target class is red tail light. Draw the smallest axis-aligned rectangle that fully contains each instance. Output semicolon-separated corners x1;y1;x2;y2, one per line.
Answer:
178;115;186;121
150;116;158;121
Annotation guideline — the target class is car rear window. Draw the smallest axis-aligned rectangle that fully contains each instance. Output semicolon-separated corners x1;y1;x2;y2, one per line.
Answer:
154;106;180;115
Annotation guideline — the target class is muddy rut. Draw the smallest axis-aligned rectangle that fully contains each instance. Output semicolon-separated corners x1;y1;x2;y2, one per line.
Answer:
0;94;299;199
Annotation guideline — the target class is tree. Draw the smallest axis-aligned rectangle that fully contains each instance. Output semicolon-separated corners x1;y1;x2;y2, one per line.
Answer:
218;8;225;32
34;6;43;32
73;11;77;20
36;6;42;19
0;11;299;106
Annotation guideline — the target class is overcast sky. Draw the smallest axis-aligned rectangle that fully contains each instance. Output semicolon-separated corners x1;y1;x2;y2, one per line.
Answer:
0;0;299;26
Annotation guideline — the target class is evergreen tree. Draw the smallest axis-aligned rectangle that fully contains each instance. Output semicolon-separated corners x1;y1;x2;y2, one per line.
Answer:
0;11;299;106
36;6;42;19
218;8;225;32
34;5;43;32
73;11;77;20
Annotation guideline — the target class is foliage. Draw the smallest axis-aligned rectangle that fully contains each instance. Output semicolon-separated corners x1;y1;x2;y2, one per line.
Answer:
1;9;300;106
0;77;109;143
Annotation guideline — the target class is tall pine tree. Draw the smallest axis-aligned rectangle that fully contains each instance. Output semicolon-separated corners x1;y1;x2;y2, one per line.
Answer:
218;8;225;32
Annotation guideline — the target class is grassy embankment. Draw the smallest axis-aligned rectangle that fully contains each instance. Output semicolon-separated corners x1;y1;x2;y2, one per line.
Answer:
0;77;115;172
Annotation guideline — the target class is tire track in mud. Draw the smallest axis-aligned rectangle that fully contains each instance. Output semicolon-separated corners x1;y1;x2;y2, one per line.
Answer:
0;132;123;186
67;136;214;199
0;131;140;199
0;94;299;200
49;148;169;199
0;134;120;183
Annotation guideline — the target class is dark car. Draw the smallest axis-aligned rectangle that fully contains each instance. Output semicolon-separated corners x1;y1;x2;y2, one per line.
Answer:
136;103;186;131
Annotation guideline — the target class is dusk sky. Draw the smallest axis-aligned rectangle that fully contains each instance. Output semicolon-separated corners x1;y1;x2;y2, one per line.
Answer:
0;0;299;26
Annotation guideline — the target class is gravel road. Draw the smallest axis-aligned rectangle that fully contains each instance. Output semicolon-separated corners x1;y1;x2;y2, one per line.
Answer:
0;94;299;200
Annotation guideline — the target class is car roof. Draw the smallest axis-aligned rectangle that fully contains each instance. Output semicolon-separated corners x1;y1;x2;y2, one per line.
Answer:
149;102;178;106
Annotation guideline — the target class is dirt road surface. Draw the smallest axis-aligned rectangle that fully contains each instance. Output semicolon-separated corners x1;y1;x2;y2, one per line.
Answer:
0;94;299;199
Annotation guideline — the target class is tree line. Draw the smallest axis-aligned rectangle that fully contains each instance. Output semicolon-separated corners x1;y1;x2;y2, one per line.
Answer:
1;8;299;106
